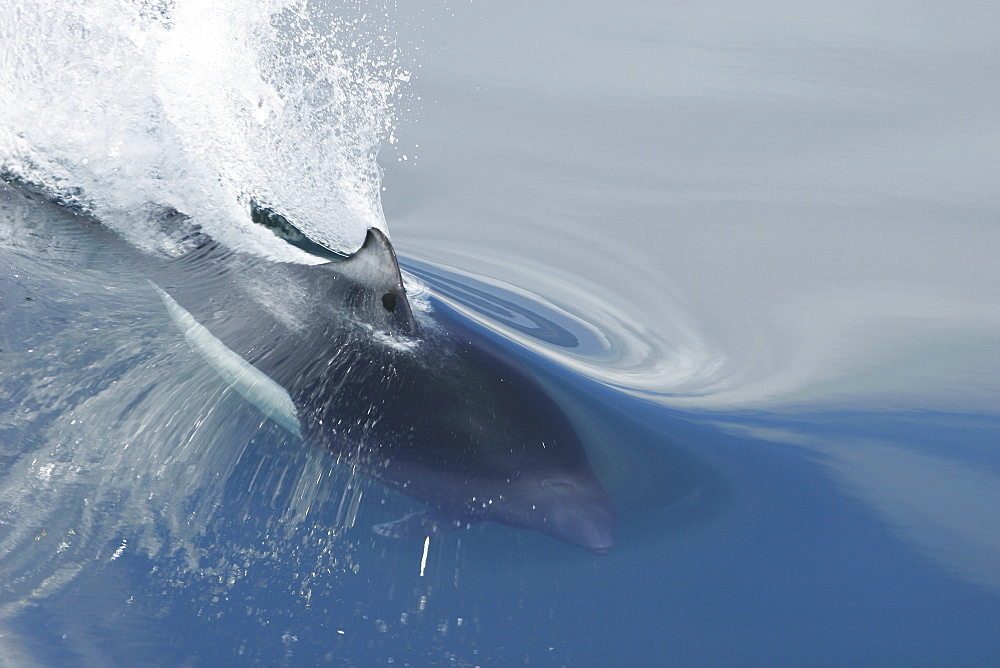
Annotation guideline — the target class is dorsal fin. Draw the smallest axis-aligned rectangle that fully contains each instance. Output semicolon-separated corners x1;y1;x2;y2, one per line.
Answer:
249;203;417;336
332;228;417;336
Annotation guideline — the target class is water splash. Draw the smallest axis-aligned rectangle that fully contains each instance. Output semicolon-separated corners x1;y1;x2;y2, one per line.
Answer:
0;0;407;259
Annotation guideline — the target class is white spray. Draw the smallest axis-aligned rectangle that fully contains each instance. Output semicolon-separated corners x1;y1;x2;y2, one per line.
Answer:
0;0;407;258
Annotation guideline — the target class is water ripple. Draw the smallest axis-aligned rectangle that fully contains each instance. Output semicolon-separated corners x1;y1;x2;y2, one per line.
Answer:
401;257;726;401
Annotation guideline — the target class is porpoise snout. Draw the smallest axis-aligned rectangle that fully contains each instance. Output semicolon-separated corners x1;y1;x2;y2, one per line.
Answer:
548;496;616;555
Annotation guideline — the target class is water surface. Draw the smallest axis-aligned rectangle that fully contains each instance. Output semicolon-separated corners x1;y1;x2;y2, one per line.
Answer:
2;0;999;664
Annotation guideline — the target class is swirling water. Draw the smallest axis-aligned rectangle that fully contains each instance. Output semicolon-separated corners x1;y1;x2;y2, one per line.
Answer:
2;0;1000;665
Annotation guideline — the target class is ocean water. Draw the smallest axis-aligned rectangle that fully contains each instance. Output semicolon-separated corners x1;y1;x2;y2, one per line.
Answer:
2;0;999;665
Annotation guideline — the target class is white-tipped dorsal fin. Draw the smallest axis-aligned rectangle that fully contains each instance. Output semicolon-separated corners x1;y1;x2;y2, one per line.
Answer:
149;281;303;438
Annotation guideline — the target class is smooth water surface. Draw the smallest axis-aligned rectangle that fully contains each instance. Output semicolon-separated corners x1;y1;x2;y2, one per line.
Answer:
2;0;999;665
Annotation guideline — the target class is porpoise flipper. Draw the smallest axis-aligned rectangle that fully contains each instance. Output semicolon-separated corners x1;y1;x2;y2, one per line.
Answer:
372;510;471;539
149;280;303;438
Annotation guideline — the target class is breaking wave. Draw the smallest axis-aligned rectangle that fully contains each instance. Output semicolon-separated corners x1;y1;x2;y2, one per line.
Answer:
0;0;407;259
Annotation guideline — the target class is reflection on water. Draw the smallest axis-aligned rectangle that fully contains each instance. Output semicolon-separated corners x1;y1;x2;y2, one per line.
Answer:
721;417;1000;592
386;0;1000;414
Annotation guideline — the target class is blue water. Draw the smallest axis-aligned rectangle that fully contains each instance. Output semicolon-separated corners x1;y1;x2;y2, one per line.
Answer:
3;0;1000;665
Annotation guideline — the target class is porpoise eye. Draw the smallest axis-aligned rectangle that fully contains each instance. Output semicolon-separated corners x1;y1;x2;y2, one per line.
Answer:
382;292;397;313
